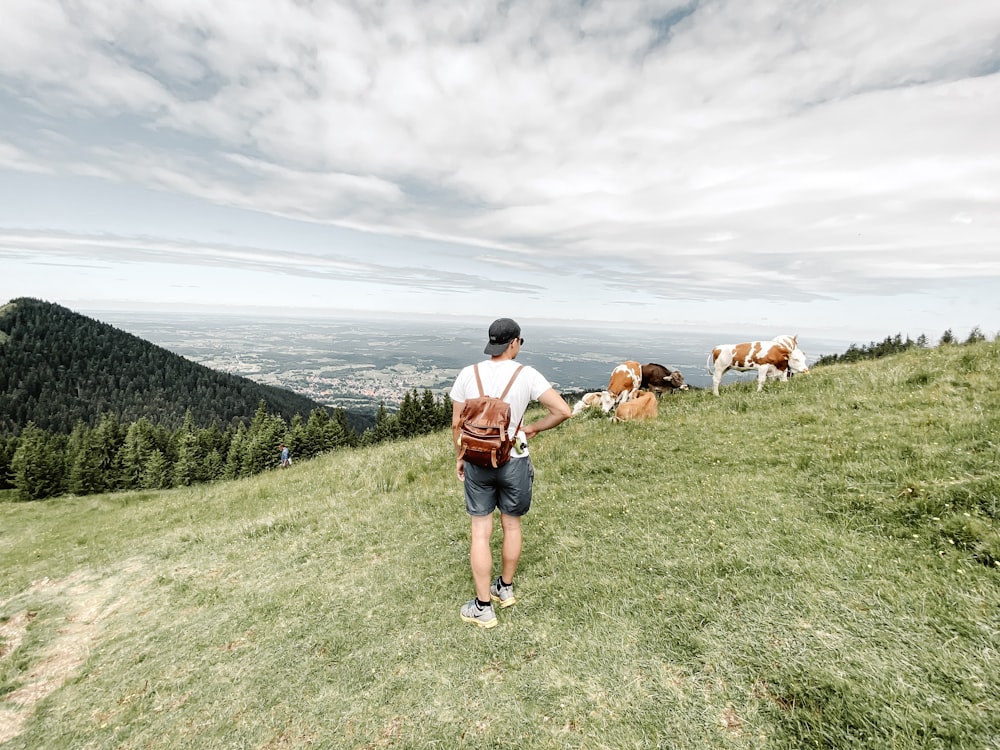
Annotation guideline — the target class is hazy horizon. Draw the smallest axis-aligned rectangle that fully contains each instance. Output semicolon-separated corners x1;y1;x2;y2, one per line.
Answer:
83;308;881;409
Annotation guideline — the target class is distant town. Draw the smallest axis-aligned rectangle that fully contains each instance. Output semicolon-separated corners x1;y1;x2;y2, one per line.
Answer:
196;353;457;413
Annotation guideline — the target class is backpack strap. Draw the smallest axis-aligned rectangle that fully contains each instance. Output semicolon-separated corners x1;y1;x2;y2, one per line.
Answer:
473;363;524;399
473;363;486;398
502;366;525;435
500;365;524;399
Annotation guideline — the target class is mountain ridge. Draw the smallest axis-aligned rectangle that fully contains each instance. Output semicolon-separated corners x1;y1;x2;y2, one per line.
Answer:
0;297;372;436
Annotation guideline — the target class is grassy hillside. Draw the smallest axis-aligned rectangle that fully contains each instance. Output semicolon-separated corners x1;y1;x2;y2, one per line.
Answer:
1;341;998;749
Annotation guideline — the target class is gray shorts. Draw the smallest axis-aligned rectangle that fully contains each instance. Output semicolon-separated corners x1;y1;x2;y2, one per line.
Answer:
464;457;535;517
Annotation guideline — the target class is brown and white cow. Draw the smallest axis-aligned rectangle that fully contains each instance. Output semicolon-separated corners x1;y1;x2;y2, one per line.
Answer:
612;390;659;421
607;360;642;405
572;390;616;415
640;363;688;395
707;336;809;396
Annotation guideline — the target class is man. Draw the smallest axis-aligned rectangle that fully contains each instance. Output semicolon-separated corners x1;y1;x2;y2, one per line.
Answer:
279;443;290;468
449;318;571;628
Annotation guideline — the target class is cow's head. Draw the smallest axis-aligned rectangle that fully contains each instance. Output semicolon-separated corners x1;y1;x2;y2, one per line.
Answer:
573;390;617;415
668;370;688;390
599;391;616;411
788;347;809;374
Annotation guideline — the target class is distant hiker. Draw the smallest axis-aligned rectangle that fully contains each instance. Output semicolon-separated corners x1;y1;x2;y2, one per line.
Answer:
449;318;571;629
279;443;291;468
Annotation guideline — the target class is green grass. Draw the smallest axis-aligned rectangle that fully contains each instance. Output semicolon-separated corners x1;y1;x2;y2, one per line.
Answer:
1;342;998;749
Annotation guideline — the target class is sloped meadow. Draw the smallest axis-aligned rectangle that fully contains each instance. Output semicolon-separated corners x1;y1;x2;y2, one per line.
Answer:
1;341;998;748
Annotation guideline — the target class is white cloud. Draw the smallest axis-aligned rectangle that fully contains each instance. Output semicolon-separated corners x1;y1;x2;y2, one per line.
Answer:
0;0;998;339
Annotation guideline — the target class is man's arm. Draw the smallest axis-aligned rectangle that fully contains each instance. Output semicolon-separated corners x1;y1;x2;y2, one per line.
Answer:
451;399;466;479
523;388;571;440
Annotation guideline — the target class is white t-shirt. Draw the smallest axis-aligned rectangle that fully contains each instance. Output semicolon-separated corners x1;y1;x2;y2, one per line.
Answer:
450;359;552;457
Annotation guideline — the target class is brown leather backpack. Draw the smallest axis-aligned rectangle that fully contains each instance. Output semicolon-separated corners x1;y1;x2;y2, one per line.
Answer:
455;364;524;468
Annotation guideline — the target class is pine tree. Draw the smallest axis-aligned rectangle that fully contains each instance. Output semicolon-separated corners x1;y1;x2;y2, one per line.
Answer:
965;326;986;344
173;430;199;487
397;391;420;437
287;413;306;459
419;389;438;435
0;435;18;490
10;423;66;500
438;392;453;430
67;423;105;496
172;410;200;487
118;418;157;490
332;409;356;448
195;424;227;482
224;422;249;479
142;449;171;490
302;408;330;457
203;449;224;481
242;405;287;475
363;402;397;445
92;413;124;490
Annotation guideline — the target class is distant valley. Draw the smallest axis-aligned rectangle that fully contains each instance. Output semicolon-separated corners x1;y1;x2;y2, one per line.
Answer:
91;312;854;412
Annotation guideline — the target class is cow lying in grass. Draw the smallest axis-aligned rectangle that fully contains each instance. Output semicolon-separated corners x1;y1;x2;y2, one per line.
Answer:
572;390;616;415
612;390;658;421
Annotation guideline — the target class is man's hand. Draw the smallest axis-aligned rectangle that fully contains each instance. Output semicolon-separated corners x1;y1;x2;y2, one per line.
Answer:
523;388;572;441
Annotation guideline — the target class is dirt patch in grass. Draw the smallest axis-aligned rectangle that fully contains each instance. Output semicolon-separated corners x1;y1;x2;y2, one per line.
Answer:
0;561;145;744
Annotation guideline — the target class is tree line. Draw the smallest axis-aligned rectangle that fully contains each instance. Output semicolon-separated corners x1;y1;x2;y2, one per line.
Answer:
2;389;452;501
813;327;990;366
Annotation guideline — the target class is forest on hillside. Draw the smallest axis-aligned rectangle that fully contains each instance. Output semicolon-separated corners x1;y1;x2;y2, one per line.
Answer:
0;298;455;499
0;297;367;435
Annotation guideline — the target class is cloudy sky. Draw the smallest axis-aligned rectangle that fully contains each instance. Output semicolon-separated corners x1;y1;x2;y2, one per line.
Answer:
1;0;998;342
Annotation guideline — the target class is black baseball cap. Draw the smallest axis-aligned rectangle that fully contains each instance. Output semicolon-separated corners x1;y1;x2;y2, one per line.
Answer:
484;318;521;355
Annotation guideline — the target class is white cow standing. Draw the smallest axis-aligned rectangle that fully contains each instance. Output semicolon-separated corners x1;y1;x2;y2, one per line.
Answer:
607;361;642;406
707;336;809;396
